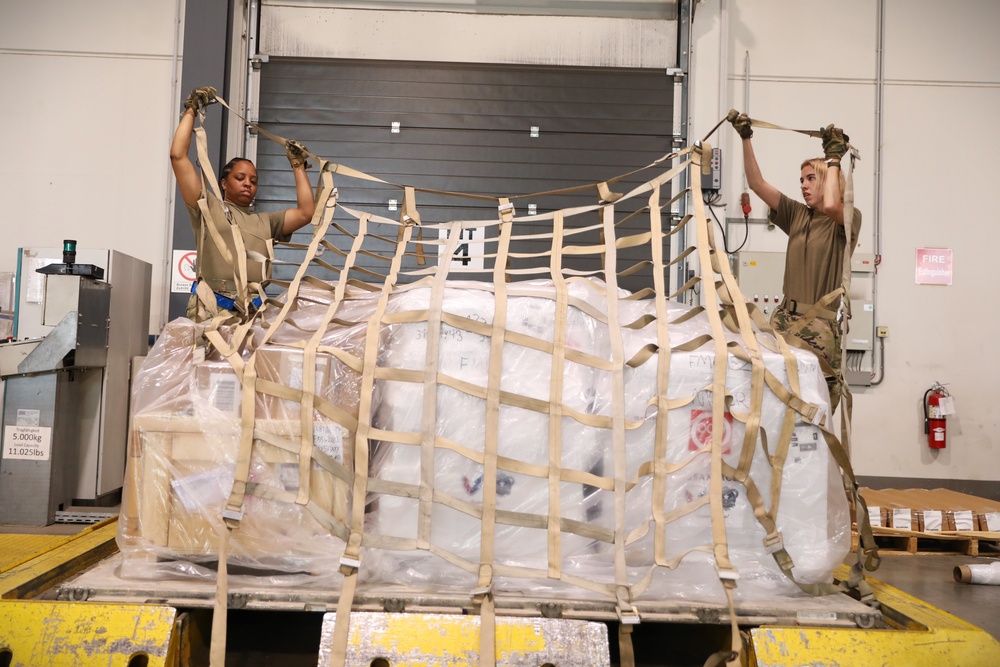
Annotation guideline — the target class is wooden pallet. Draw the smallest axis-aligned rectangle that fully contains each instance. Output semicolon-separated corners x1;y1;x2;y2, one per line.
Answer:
853;526;1000;556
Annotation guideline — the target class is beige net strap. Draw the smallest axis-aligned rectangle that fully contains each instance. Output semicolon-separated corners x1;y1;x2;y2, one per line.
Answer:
472;198;516;667
191;110;264;318
180;105;882;667
547;210;569;579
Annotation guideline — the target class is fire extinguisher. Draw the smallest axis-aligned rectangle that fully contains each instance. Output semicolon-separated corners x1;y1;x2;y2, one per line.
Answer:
923;383;950;449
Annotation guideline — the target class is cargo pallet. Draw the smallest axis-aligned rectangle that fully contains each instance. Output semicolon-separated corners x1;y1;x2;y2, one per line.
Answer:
3;518;1000;666
852;526;1000;557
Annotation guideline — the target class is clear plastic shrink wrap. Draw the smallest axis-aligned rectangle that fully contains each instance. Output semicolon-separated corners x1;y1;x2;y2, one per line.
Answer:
363;282;848;601
606;298;850;603
119;279;849;603
117;287;377;585
365;280;613;592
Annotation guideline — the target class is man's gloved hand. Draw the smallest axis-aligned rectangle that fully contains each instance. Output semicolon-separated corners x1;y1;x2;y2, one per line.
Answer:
183;86;217;114
729;111;754;140
821;124;849;159
285;140;312;170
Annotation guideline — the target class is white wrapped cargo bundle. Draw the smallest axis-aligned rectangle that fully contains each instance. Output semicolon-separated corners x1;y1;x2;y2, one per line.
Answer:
361;281;850;602
609;298;849;602
366;280;610;591
119;274;850;607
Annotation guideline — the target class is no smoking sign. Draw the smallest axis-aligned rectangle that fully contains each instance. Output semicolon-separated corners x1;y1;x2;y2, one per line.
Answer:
172;249;197;292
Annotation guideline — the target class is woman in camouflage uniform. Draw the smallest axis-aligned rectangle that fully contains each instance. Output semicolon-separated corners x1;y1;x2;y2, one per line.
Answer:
730;114;861;412
170;87;316;320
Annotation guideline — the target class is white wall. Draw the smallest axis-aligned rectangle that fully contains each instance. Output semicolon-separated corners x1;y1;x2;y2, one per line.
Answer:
690;0;1000;481
0;0;183;334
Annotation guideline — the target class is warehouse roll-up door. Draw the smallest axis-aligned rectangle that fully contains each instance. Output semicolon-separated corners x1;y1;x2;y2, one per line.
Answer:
253;58;674;293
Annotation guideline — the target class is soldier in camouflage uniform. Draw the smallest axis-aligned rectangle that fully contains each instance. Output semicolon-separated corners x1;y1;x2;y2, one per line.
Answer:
730;112;861;413
769;306;842;408
170;86;317;321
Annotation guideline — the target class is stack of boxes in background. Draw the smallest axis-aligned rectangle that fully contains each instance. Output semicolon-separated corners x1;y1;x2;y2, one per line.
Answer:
861;488;1000;533
858;488;1000;555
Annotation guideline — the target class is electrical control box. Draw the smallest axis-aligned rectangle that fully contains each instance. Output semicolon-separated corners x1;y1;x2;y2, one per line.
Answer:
847;254;875;353
701;146;722;191
851;252;876;273
846;301;874;351
734;250;785;317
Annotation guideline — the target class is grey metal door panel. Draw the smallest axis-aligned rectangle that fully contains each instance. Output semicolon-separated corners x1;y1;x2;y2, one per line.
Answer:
255;58;673;292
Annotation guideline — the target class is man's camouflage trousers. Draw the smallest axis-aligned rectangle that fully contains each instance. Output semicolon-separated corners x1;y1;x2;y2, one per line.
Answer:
769;305;844;412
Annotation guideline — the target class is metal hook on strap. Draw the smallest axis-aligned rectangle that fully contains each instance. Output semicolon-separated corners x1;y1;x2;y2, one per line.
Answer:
221;505;244;529
716;566;740;587
864;548;882;572
616;605;641;626
338;553;361;577
762;531;785;555
471;562;495;603
498;198;515;223
400;186;422;227
470;582;494;602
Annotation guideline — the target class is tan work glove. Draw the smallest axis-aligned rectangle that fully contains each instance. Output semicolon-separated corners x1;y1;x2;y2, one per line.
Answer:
183;86;217;114
821;124;849;160
728;109;754;139
285;140;312;170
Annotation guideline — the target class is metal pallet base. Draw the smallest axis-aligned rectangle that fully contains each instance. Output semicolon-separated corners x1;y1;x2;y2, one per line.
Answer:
3;520;999;666
58;554;877;630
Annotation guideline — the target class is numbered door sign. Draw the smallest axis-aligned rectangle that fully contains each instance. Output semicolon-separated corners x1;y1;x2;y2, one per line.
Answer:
3;425;53;460
438;227;485;271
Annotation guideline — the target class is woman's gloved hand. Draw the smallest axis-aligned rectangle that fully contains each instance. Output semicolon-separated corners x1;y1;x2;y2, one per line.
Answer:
285;140;312;170
183;86;218;113
728;109;754;139
821;124;849;159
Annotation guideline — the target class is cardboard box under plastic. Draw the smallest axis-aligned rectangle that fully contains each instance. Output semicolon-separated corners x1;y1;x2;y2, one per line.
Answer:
255;346;332;421
195;362;242;416
124;414;350;557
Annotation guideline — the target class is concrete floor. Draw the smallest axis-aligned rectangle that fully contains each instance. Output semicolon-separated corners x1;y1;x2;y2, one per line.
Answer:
869;550;1000;639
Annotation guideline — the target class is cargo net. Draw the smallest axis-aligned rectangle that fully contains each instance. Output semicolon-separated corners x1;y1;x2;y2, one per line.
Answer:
122;108;877;660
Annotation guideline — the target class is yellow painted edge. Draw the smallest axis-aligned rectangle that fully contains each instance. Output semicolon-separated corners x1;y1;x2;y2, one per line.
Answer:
0;520;119;599
355;614;547;657
0;534;74;574
0;600;177;667
0;516;118;574
751;624;1000;667
869;579;975;630
752;565;1000;666
836;562;991;633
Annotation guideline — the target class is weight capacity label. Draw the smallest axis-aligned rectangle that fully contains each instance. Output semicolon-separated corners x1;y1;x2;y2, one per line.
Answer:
3;425;53;461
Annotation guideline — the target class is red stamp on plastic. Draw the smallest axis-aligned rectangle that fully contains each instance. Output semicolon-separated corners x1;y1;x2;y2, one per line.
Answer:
688;409;733;455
